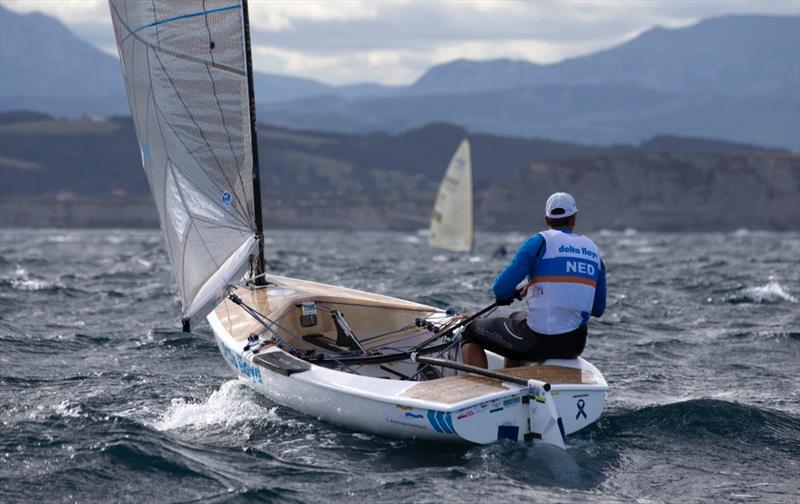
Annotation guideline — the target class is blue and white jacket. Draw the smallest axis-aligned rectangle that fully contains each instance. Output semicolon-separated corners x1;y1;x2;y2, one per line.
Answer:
493;228;606;335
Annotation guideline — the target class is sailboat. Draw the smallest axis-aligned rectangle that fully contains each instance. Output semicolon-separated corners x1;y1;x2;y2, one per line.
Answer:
109;0;607;448
429;139;474;252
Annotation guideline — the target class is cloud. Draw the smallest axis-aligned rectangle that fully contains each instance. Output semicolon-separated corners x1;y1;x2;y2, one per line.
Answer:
2;0;798;85
247;0;800;84
248;0;380;30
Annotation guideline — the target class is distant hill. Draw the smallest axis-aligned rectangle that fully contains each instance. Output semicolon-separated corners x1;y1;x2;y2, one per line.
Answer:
0;5;128;117
1;7;798;149
479;153;800;232
0;113;611;198
410;16;800;96
263;15;800;150
0;5;394;116
1;112;796;231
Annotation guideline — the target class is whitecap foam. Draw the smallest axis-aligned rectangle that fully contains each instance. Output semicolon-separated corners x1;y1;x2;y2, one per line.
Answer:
739;281;797;304
10;278;54;291
154;380;277;431
135;257;153;268
47;235;79;243
7;267;59;291
54;400;83;418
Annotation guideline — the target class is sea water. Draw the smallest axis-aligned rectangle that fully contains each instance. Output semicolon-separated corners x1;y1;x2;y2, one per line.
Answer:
1;229;798;503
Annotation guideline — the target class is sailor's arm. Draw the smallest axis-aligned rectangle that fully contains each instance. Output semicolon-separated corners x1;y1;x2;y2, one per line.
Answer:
591;260;607;317
492;235;544;301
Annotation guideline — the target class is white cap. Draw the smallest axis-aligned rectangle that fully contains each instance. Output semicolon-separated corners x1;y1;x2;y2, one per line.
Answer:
545;192;578;218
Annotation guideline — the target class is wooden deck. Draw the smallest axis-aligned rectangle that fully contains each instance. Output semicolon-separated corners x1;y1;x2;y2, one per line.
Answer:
400;365;601;404
213;275;445;346
502;365;601;385
401;374;507;403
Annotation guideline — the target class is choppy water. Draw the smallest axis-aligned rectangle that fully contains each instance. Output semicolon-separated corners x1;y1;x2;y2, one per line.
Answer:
1;229;799;503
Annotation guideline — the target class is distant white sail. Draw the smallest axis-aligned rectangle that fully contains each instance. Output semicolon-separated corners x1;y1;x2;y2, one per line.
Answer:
429;139;473;252
109;1;258;320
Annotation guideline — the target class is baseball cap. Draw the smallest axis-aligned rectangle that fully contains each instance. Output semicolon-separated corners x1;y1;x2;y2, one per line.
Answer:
545;192;578;218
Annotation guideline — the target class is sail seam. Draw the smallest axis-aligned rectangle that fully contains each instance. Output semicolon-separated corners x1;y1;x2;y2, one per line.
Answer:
167;163;225;308
201;0;250;223
149;48;250;218
151;101;250;230
110;2;244;77
122;1;141;141
122;4;241;43
190;214;250;233
145;0;159;151
149;95;240;220
145;42;187;308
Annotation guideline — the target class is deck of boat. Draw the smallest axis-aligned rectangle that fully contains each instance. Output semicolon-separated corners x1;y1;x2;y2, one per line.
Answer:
400;365;601;404
214;276;446;347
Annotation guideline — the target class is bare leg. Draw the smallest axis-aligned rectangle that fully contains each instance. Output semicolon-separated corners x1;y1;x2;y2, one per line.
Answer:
503;358;521;369
461;342;488;369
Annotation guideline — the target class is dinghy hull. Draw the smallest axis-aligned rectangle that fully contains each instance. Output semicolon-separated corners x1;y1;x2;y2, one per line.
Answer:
207;280;607;446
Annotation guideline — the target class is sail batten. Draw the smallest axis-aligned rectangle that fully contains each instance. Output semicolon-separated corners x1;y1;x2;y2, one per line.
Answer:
110;0;259;320
429;139;474;252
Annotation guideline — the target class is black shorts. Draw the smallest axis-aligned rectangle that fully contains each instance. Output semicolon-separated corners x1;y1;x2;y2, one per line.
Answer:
460;311;587;362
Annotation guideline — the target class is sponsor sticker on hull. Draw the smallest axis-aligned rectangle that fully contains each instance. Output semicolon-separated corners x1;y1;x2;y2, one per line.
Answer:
220;344;263;384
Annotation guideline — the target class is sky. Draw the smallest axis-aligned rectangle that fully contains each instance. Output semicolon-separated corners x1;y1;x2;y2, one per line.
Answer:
2;0;799;86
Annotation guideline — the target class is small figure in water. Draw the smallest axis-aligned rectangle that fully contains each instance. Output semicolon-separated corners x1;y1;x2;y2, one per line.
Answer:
492;244;508;259
461;192;607;368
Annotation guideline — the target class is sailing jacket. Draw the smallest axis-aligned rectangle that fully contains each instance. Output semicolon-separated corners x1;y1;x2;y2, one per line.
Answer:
492;228;606;335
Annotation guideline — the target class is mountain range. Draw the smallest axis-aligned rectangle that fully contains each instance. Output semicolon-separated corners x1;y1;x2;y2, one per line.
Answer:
1;111;796;231
0;6;798;150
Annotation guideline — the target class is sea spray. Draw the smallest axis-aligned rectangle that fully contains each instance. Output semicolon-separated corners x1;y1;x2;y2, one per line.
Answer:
155;380;276;431
728;281;798;304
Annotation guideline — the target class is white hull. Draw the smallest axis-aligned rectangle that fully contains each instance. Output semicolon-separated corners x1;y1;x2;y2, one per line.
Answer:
207;280;607;445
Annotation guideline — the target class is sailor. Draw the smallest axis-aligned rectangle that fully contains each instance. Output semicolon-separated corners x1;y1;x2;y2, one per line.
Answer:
492;244;508;259
461;192;606;368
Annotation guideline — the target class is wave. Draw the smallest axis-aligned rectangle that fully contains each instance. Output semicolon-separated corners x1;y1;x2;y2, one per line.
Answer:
593;399;800;454
0;266;89;296
2;267;62;292
726;281;797;304
129;328;219;353
154;380;277;431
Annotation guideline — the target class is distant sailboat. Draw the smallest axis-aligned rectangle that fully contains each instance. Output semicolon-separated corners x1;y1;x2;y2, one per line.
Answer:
109;0;606;448
429;139;474;252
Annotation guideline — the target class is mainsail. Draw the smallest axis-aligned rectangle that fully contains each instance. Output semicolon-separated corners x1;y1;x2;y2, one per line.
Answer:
109;0;263;322
429;139;474;252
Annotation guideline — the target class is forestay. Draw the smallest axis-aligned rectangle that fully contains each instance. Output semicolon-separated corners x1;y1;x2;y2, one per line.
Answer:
109;1;258;320
429;139;474;252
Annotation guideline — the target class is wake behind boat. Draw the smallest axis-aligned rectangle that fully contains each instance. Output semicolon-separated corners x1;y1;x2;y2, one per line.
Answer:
109;0;607;448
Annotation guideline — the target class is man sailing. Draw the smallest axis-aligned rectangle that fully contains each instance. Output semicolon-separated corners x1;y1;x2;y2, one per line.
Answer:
461;192;607;368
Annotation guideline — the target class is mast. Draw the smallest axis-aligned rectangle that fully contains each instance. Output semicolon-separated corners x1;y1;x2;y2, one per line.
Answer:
242;0;267;286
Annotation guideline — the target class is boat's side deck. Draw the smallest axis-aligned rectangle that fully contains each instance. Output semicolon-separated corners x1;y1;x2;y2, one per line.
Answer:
400;374;507;403
215;277;446;347
502;365;601;385
399;365;602;404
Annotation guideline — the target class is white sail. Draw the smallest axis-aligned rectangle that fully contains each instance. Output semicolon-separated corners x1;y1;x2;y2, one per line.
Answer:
109;1;258;321
429;139;474;252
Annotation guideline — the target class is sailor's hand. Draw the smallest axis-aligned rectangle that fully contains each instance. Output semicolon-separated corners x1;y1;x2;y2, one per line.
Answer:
495;296;515;306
